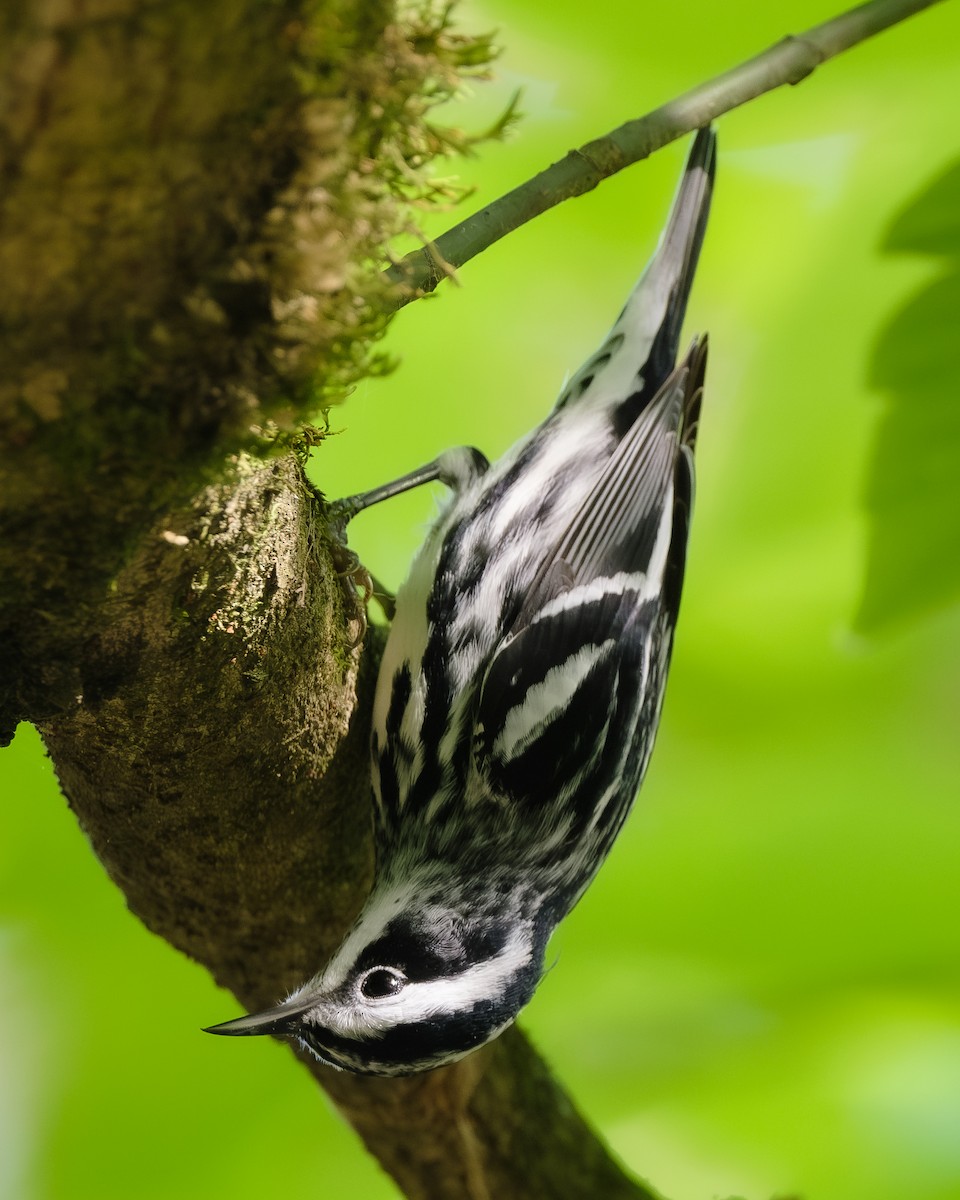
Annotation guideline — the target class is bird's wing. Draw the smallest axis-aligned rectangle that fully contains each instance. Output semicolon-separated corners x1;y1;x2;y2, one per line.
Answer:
473;338;705;810
513;336;705;631
473;578;653;813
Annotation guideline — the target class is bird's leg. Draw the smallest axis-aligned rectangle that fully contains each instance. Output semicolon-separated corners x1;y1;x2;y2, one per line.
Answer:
327;446;489;644
327;445;489;534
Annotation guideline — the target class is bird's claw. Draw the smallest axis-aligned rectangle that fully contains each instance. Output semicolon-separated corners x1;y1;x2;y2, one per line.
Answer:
326;499;374;648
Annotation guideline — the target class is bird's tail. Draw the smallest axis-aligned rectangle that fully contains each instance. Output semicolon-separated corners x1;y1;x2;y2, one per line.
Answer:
647;125;716;365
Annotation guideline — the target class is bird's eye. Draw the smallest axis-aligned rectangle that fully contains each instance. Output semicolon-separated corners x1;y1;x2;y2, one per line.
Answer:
359;967;406;1000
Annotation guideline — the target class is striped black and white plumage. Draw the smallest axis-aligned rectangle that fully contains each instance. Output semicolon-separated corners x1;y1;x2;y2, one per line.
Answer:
207;127;716;1075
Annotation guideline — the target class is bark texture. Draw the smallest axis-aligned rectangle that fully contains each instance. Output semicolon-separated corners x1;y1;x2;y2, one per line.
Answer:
1;3;654;1198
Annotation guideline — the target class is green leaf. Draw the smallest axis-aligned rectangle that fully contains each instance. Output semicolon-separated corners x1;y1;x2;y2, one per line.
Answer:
855;161;960;632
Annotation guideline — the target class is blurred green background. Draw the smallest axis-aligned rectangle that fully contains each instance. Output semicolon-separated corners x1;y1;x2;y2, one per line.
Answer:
2;2;959;1197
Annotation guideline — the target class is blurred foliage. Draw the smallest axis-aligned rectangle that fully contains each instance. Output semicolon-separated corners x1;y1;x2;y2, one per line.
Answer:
3;2;960;1200
856;157;960;630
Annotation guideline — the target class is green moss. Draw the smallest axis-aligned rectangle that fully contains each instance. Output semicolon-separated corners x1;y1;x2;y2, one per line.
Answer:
0;0;503;444
0;0;503;733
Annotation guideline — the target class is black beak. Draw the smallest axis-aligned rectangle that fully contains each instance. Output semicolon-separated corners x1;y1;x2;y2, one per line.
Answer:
203;1000;311;1039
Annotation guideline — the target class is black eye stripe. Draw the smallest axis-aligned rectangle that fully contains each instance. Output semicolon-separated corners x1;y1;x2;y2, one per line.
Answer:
357;923;459;980
355;916;512;983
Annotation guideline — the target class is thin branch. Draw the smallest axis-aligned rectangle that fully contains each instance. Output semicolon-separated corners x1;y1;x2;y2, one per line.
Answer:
385;0;945;302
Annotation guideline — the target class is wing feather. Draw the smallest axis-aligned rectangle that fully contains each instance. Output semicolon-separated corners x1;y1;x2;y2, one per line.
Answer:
474;583;652;809
474;338;706;809
514;337;706;628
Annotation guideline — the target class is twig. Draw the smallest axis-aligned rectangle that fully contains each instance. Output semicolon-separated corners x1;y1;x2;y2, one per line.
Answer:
384;0;945;304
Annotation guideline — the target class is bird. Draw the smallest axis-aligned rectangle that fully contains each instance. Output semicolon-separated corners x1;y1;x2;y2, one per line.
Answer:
205;125;716;1076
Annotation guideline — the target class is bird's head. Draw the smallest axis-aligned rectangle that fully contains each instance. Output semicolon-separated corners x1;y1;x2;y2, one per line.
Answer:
205;882;546;1075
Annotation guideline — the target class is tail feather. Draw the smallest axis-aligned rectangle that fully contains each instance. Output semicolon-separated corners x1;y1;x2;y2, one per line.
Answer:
655;127;716;362
616;126;716;401
553;126;716;421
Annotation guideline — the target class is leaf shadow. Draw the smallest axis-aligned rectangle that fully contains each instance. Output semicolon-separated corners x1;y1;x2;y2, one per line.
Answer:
855;158;960;632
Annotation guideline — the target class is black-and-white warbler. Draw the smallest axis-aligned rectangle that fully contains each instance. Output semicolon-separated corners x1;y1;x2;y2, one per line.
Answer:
206;126;715;1075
